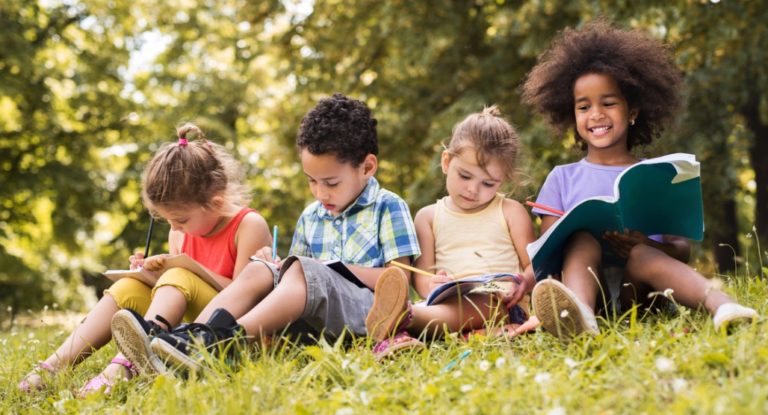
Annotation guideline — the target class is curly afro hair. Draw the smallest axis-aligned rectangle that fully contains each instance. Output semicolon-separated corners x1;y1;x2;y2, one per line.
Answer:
521;20;683;150
297;93;378;165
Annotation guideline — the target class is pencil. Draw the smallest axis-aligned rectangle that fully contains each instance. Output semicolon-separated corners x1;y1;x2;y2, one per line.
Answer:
272;225;278;260
143;216;155;258
389;261;436;278
525;201;565;216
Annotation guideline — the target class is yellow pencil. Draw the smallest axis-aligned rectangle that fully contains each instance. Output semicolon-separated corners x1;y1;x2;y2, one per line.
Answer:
389;261;436;278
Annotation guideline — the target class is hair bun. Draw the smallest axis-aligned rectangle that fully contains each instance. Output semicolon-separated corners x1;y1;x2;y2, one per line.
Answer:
482;105;501;117
176;123;206;141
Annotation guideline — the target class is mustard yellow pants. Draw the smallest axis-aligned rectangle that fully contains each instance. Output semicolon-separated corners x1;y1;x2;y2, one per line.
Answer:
103;267;218;321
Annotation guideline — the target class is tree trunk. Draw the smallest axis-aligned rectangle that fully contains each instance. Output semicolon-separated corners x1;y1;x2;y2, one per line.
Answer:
712;197;739;272
743;93;768;251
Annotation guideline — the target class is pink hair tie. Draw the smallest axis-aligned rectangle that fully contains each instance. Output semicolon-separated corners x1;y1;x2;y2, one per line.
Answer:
178;136;189;146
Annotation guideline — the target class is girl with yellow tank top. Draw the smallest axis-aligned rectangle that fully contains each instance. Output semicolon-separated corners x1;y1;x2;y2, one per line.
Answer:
365;106;537;358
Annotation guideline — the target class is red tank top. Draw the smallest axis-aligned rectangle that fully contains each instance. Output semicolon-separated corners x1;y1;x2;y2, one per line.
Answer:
181;207;256;279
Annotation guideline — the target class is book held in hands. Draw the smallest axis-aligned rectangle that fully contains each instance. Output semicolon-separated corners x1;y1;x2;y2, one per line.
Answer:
527;153;704;280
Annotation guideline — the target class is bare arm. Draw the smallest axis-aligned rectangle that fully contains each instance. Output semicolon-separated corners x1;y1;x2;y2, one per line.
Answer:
346;256;413;291
412;205;436;298
231;212;272;278
499;199;537;306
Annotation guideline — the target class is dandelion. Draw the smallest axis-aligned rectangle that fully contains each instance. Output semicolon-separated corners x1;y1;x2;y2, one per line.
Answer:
460;384;474;392
495;357;506;368
655;356;675;373
478;360;490;372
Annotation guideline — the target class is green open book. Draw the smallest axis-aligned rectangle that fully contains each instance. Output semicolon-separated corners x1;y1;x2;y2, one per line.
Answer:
103;253;224;291
527;153;704;280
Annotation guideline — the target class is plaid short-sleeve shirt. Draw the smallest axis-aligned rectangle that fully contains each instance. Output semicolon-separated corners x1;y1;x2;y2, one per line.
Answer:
289;177;420;267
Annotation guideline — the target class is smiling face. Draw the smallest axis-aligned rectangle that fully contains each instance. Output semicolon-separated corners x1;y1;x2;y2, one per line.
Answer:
573;72;639;161
300;149;377;216
441;147;505;214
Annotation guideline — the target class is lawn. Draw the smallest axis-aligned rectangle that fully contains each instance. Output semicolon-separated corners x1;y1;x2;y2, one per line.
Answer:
2;275;767;414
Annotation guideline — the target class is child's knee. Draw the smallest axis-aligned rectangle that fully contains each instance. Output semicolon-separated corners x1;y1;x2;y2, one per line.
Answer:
237;260;277;285
564;231;602;260
104;278;152;313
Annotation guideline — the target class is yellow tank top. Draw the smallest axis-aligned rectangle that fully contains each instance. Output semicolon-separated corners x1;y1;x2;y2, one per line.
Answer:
432;193;521;277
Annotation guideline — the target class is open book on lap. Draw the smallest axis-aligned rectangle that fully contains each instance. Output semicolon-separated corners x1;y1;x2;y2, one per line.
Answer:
426;273;519;305
103;254;224;291
527;153;704;280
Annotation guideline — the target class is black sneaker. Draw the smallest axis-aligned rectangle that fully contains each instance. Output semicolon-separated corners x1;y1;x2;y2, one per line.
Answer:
111;308;172;375
150;308;244;373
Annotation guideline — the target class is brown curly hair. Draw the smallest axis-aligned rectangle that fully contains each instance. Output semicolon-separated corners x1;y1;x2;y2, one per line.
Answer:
521;20;683;150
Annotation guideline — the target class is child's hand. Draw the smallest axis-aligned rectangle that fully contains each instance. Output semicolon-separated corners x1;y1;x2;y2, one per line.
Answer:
428;270;452;293
129;253;145;270
142;254;170;272
499;275;532;309
603;229;649;259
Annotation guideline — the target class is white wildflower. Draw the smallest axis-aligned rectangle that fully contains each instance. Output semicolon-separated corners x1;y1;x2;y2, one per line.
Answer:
460;384;474;392
517;365;527;376
534;372;552;385
478;360;490;372
655;356;675;373
671;378;687;393
495;357;506;368
452;369;463;378
547;407;567;415
335;408;354;415
564;357;578;369
663;288;674;298
359;391;370;406
252;385;261;393
560;309;570;318
341;359;350;369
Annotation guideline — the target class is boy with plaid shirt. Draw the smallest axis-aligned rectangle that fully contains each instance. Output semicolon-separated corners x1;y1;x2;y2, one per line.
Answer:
128;94;420;372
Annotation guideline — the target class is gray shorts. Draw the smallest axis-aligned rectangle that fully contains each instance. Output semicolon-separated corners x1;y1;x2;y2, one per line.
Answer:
253;256;374;340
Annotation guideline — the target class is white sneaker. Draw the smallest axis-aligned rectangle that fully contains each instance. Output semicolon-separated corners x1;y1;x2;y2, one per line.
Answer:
532;278;599;340
713;303;757;332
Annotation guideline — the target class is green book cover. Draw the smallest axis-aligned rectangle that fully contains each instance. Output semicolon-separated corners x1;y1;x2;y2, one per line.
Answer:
527;153;704;280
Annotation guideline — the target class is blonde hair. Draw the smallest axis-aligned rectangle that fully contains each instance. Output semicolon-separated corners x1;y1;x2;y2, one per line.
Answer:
445;105;520;181
141;123;251;214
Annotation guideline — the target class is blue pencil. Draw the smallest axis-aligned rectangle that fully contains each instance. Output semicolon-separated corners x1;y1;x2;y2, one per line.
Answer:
272;225;278;260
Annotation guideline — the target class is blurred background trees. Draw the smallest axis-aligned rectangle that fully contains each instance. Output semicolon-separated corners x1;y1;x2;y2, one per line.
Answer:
1;0;765;312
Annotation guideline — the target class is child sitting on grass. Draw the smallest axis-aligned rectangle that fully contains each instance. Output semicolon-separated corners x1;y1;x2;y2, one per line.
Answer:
520;20;757;339
365;105;537;358
119;93;421;373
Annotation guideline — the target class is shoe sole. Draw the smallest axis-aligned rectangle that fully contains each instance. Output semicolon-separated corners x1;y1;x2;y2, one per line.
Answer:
374;337;425;360
111;310;167;375
366;268;409;342
151;337;202;374
532;279;593;341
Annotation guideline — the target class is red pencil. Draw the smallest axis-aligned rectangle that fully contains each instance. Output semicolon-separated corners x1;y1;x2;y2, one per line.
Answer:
525;201;565;216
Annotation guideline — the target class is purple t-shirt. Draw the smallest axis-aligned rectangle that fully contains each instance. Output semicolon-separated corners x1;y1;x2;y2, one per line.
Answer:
534;158;663;242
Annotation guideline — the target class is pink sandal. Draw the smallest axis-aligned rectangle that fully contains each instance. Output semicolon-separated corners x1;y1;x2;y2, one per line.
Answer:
372;331;425;360
77;357;136;397
18;361;55;392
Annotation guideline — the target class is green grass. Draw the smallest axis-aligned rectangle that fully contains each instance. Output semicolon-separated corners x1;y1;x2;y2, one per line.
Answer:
2;275;767;414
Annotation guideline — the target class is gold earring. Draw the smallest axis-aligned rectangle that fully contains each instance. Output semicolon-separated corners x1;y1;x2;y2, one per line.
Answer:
630;119;635;126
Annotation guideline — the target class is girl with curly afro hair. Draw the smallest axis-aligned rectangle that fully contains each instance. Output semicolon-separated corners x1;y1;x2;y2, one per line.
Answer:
522;20;756;340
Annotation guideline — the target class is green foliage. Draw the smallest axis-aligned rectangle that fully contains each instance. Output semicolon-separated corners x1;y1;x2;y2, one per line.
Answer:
1;0;766;309
2;276;767;413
